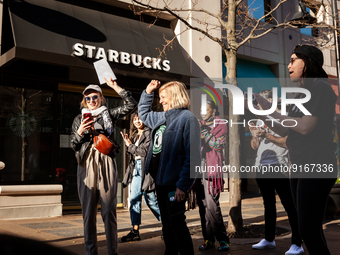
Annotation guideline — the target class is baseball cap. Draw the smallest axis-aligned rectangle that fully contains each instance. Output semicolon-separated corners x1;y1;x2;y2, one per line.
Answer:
82;84;102;95
292;45;324;66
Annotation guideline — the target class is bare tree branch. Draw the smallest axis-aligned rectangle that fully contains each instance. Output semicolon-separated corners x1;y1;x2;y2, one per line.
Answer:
132;0;229;51
238;0;289;49
157;28;189;57
235;0;242;8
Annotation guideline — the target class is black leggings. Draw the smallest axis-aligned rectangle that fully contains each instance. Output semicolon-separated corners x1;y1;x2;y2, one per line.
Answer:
290;178;336;255
256;177;301;245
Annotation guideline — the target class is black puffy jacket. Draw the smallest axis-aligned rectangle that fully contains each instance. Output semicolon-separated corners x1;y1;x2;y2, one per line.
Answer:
71;89;137;165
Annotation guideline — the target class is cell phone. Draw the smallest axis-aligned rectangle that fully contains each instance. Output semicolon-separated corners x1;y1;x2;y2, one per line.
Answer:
168;191;176;202
83;113;93;123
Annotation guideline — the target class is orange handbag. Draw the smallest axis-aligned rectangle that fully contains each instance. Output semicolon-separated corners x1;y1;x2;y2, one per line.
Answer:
91;128;117;155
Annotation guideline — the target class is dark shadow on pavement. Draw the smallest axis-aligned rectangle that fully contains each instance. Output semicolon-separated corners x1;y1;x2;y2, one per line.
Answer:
0;234;76;255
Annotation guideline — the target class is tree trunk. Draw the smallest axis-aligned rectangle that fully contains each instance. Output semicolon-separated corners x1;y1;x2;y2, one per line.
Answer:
225;0;243;234
225;49;243;234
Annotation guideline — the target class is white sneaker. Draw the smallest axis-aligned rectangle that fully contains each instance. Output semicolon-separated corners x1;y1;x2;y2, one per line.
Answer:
285;244;304;255
252;239;276;249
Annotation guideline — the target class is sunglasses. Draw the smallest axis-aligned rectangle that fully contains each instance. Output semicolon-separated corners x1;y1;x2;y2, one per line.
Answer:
289;57;300;65
85;95;99;102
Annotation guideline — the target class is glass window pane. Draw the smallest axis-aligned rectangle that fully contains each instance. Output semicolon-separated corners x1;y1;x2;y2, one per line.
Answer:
57;92;83;206
0;86;54;183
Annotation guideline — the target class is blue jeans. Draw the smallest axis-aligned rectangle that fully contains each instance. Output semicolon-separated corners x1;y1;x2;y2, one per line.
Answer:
130;159;161;226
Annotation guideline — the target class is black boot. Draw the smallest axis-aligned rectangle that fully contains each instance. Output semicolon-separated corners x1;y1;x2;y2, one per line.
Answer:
121;229;141;242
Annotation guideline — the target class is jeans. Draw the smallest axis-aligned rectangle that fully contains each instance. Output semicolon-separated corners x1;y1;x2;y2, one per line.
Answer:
130;159;161;226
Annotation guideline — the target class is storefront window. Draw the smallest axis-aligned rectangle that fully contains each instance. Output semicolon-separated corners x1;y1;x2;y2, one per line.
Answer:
57;92;82;207
0;86;55;183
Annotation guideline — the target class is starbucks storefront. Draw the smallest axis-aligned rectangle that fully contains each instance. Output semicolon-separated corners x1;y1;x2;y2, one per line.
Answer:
0;0;191;211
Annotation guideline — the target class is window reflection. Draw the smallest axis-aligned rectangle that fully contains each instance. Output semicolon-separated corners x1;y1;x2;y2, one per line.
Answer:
0;86;54;183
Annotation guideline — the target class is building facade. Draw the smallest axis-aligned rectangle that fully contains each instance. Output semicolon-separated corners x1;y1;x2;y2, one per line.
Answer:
0;0;338;211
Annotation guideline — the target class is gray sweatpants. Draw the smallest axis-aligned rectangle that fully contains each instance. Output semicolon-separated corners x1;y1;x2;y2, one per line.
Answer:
77;145;118;255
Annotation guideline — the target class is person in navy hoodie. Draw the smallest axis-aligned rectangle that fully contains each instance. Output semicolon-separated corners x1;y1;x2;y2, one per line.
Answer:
138;80;201;255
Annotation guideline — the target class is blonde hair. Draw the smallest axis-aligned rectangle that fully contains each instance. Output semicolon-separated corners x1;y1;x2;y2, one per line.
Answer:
159;81;190;109
80;91;107;109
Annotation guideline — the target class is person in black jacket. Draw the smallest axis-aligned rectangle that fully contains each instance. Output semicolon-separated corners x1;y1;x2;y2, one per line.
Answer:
253;45;337;255
121;110;161;242
70;77;136;255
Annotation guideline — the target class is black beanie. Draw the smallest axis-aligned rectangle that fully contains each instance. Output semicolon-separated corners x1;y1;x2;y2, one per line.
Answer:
292;45;324;66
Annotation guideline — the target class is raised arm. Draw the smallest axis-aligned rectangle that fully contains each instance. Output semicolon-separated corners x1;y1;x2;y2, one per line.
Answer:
138;80;165;129
105;77;137;119
105;77;123;94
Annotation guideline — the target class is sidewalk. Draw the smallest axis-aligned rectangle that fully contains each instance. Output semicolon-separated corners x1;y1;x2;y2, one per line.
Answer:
1;194;340;255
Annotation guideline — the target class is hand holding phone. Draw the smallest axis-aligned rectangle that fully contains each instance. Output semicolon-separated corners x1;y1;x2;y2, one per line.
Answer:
83;112;93;123
174;188;187;202
168;191;176;202
78;112;93;136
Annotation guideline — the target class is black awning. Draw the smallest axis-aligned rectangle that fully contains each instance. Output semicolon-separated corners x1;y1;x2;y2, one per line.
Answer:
1;0;191;78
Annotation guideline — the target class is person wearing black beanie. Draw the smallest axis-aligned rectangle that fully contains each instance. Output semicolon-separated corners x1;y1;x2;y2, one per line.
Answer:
251;45;337;255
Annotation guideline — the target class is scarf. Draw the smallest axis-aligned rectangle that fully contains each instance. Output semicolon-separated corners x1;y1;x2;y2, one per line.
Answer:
201;116;227;195
81;106;113;135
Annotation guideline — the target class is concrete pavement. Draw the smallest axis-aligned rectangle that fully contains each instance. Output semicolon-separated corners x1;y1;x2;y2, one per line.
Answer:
1;193;340;255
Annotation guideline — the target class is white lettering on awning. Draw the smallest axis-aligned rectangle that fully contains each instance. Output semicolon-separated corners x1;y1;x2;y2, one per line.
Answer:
72;43;171;72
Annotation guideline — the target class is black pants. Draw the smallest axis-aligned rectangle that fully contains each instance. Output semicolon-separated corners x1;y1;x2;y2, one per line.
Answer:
256;177;301;246
290;178;336;255
197;178;229;244
156;185;194;255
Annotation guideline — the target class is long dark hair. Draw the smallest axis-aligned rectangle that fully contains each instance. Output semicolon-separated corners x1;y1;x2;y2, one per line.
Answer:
129;109;139;140
295;53;328;79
